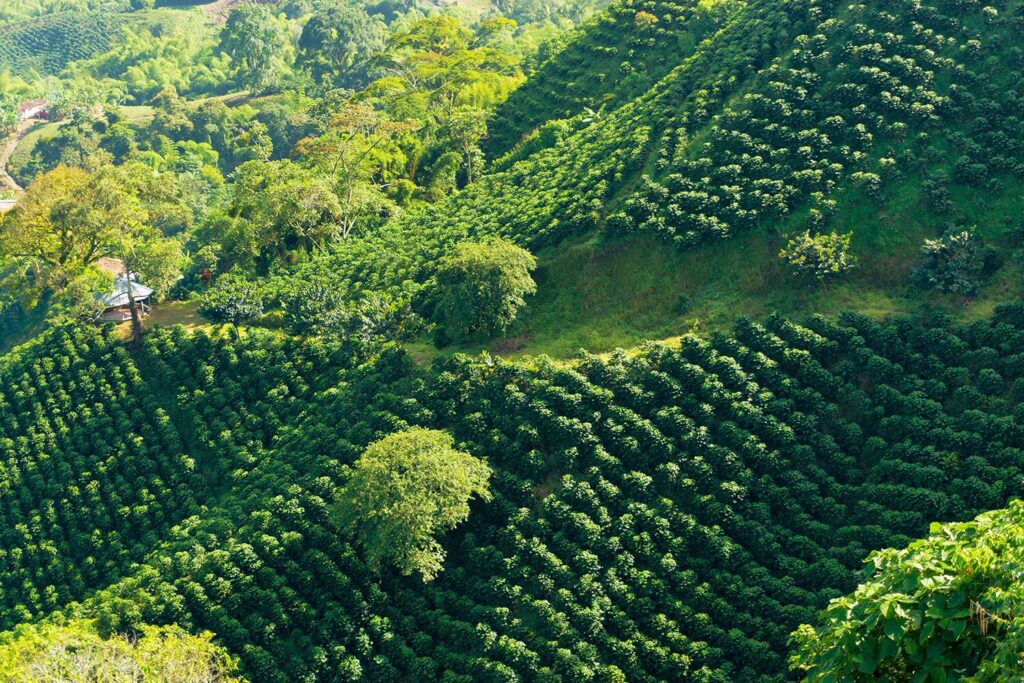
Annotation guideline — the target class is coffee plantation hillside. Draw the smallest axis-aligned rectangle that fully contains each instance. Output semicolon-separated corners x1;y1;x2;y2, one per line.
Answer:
4;305;1024;680
271;0;1024;356
0;6;211;76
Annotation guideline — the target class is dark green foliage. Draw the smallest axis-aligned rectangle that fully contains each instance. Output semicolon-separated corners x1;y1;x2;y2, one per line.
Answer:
0;326;206;630
280;278;348;336
4;308;1024;681
912;227;998;298
297;1;385;92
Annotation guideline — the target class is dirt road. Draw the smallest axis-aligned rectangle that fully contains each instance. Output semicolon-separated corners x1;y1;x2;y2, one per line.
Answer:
0;118;40;193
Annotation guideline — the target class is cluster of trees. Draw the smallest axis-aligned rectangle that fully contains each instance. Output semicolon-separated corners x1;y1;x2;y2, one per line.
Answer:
0;162;188;334
0;1;578;339
6;0;1024;347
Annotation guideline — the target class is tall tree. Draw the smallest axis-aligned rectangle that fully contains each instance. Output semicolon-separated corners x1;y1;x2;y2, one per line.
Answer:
220;4;289;92
433;237;537;340
298;2;386;92
295;103;418;239
229;159;343;268
443;106;488;185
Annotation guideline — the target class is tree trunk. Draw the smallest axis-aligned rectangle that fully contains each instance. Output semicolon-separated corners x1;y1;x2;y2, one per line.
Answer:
125;276;144;347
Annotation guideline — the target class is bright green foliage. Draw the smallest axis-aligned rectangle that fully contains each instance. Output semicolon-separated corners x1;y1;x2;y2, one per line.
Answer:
779;231;856;283
433;237;537;340
68;20;229;104
0;162;186;312
791;501;1024;682
335;427;492;581
0;619;243;682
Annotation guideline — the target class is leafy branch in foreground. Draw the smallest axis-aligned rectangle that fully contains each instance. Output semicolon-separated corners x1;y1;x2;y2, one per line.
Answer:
0;618;243;682
791;501;1024;682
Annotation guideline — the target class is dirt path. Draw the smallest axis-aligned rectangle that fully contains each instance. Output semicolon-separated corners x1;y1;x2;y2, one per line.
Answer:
0;118;40;193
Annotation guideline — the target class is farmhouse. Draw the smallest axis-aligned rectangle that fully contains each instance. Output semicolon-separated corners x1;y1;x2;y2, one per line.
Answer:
17;100;49;121
0;200;15;213
95;259;154;322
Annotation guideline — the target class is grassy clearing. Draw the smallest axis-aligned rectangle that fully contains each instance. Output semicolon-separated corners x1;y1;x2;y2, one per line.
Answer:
113;300;209;341
411;180;1024;364
8;119;65;170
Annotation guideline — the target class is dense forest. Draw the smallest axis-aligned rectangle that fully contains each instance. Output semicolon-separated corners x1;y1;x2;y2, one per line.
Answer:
3;0;1024;680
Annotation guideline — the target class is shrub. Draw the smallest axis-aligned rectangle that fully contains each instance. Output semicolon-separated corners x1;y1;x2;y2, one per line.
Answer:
198;274;267;323
779;230;856;283
280;279;349;336
912;227;997;298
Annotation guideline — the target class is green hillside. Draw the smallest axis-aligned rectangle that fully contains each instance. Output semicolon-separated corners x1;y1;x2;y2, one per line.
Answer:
0;13;126;75
3;306;1024;681
5;0;1024;680
0;6;208;76
484;0;745;157
275;0;1024;358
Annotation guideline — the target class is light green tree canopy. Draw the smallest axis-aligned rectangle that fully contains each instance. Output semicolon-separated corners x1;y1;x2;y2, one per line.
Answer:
0;164;184;311
335;427;492;582
0;618;243;682
433;236;537;340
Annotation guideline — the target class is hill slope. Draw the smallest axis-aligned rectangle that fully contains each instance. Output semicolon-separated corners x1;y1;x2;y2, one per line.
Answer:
5;305;1024;680
288;0;1024;357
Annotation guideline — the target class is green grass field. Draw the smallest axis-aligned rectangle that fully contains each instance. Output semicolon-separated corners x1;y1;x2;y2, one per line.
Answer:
412;178;1024;363
113;300;210;341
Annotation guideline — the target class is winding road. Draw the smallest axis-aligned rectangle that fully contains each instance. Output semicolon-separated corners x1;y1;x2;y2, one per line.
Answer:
0;118;40;194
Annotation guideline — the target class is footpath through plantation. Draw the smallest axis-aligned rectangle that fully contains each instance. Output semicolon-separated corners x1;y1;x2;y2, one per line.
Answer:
3;305;1024;681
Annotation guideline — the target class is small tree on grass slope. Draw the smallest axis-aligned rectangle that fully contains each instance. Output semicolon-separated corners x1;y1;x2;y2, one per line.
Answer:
433;237;537;340
779;230;856;284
